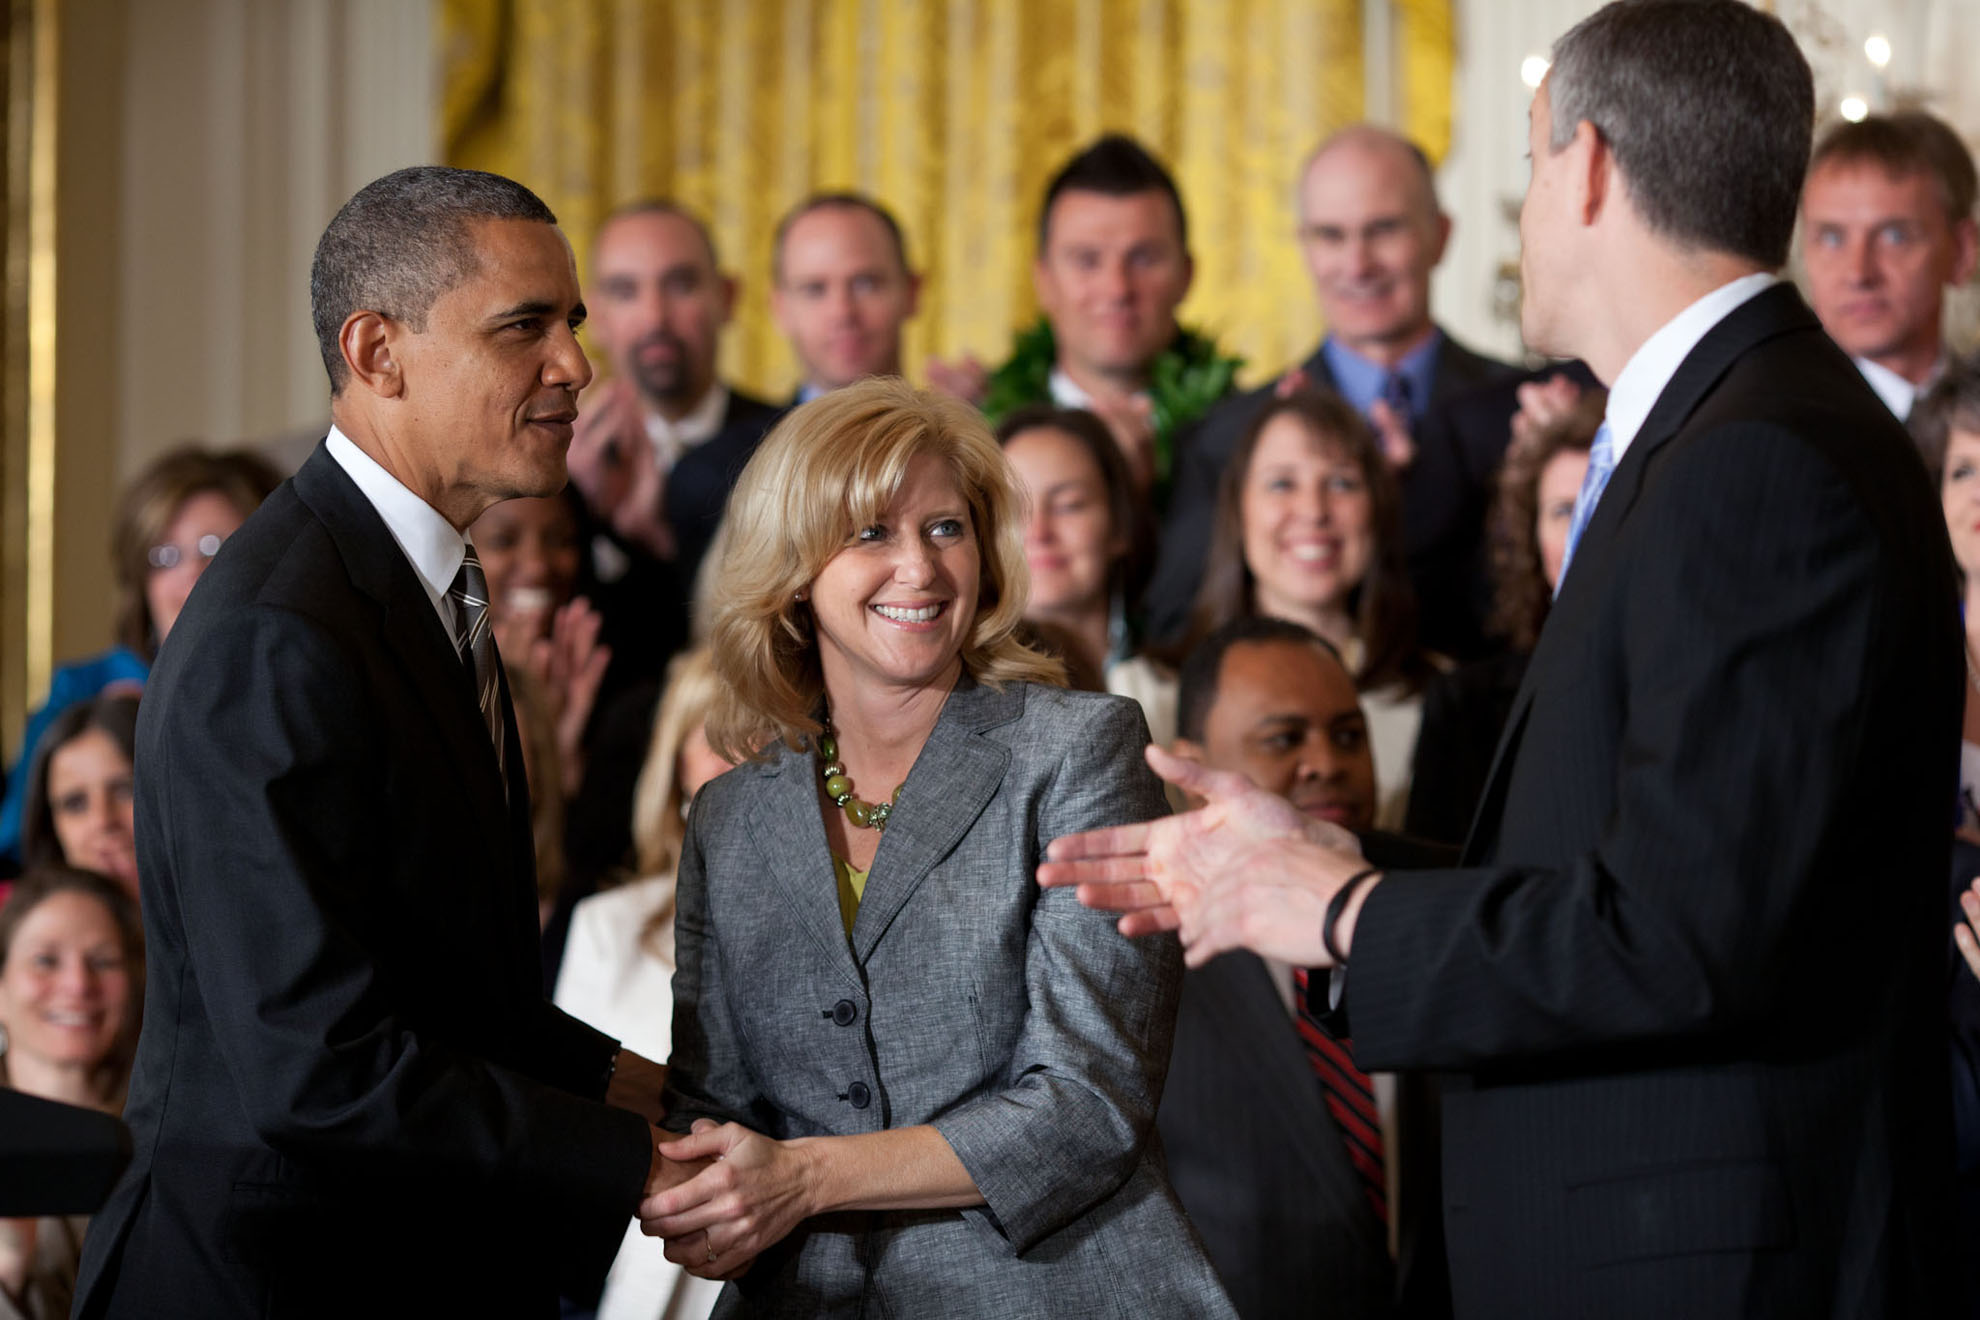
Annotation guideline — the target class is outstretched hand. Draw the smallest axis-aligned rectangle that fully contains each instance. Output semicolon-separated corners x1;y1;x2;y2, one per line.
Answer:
1039;744;1378;967
640;1120;816;1280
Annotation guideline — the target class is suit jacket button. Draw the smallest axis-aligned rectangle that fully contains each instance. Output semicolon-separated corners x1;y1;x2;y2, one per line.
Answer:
846;1081;871;1109
832;999;858;1026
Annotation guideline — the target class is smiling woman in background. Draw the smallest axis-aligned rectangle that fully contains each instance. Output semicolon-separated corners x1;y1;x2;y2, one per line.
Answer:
995;406;1169;731
0;866;143;1320
1180;389;1437;827
0;449;279;871
18;697;142;902
641;377;1232;1318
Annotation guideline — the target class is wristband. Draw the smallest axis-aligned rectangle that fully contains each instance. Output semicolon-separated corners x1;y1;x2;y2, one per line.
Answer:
1322;867;1381;965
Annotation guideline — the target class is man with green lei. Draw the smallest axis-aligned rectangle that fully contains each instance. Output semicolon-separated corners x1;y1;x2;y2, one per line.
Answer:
929;135;1240;508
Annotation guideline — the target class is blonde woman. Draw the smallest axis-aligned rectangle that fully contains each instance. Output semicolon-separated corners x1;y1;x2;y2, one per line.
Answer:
638;378;1232;1317
555;647;730;1320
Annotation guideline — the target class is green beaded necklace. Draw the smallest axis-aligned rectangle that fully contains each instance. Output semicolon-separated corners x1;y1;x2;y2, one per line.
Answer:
817;718;904;831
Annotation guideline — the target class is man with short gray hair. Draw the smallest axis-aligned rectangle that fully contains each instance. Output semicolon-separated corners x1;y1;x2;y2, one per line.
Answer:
1049;3;1959;1314
1145;123;1516;655
1802;111;1979;419
74;166;680;1318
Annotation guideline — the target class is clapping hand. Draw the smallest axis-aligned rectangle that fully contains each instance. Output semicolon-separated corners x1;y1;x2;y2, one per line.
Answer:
924;354;991;407
640;1120;816;1280
566;380;671;557
1510;372;1585;450
1038;744;1378;967
524;598;611;795
1956;877;1980;982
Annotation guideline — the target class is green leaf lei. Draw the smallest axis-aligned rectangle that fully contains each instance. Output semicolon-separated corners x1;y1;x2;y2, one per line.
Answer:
980;317;1243;489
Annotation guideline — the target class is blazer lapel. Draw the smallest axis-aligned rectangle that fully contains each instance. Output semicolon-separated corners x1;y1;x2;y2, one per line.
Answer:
745;748;866;994
1460;284;1817;863
290;445;513;852
850;680;1020;964
1215;955;1382;1233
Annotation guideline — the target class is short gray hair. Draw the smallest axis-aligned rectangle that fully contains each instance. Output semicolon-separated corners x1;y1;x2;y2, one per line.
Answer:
1547;0;1812;268
310;165;558;394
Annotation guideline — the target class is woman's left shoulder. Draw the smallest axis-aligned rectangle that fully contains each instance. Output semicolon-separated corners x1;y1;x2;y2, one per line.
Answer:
998;682;1150;745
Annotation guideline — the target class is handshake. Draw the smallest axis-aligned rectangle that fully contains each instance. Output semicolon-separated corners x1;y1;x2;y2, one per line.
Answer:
609;1048;811;1281
638;1118;814;1281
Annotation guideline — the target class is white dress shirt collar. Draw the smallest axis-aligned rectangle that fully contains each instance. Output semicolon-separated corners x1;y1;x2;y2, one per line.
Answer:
1048;368;1093;409
1852;353;1940;421
1603;272;1778;463
646;382;731;469
1049;368;1151;411
325;425;466;630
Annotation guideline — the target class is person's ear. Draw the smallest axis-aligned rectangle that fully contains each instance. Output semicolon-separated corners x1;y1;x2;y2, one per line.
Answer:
1951;216;1979;288
340;311;403;399
1429;210;1453;266
1575;120;1611;227
1032;254;1059;317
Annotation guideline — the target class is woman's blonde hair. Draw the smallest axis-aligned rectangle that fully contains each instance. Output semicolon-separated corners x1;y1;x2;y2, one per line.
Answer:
630;647;724;881
706;377;1062;760
618;647;729;961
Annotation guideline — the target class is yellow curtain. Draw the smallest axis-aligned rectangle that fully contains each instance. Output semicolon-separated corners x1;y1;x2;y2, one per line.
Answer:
439;0;1454;397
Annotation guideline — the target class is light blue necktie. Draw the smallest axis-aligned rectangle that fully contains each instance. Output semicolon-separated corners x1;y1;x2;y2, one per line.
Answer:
1556;420;1617;595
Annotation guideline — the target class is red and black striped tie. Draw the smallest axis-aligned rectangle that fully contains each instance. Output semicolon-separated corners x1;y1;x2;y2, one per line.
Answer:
1292;968;1387;1223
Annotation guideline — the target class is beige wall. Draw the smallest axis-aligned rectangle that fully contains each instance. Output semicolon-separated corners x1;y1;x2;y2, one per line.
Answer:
35;0;433;716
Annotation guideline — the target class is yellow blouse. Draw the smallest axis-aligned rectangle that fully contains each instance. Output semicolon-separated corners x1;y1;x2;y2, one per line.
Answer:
833;854;869;937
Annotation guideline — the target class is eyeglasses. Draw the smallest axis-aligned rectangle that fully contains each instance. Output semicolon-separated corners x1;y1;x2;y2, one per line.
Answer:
147;533;225;571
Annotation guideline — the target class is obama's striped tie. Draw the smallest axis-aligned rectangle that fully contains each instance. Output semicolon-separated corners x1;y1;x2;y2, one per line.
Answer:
448;545;506;782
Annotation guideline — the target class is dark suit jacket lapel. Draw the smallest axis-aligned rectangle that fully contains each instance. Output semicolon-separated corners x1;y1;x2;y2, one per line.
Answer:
851;679;1020;963
1426;333;1506;408
290;445;514;854
1207;953;1386;1239
1459;283;1815;863
745;748;866;994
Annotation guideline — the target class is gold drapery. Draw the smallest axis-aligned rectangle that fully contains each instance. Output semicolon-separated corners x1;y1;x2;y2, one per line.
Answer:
439;0;1454;396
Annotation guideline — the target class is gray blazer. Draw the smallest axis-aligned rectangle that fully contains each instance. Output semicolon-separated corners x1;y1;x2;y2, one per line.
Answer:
664;679;1236;1318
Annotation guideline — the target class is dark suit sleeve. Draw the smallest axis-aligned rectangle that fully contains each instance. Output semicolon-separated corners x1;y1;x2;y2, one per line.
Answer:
1346;423;1890;1070
931;697;1181;1253
153;602;652;1210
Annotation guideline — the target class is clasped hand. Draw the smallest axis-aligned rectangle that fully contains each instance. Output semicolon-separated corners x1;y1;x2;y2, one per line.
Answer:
1038;743;1375;967
639;1120;815;1280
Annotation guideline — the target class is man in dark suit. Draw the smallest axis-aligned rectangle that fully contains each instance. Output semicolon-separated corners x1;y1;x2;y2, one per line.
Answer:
1146;125;1517;657
1159;617;1448;1320
1801;111;1977;421
563;200;780;681
1047;4;1959;1315
74;167;677;1318
664;192;922;590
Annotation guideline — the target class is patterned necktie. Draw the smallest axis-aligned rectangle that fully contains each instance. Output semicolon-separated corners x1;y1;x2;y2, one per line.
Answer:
1379;370;1415;435
448;546;506;781
1556;419;1618;595
1292;968;1387;1223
